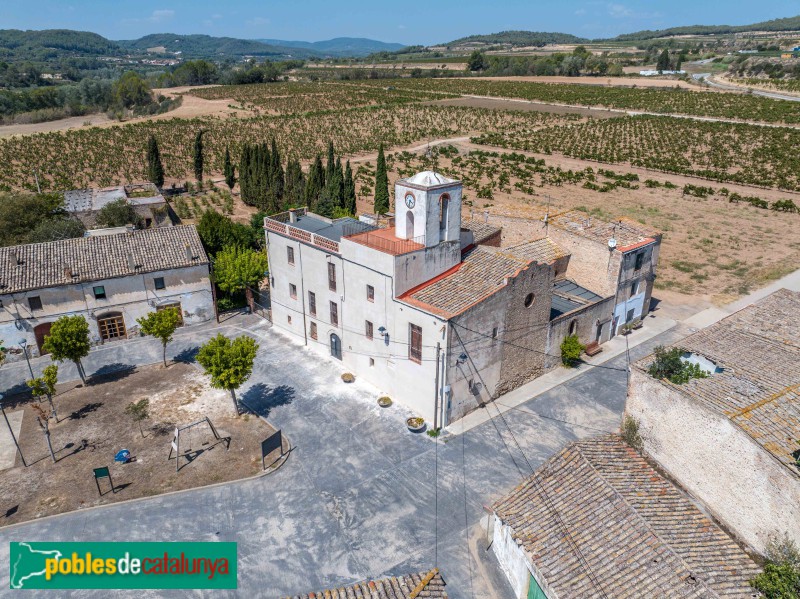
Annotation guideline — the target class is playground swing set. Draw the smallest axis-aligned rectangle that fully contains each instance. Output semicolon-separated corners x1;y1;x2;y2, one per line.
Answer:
168;417;231;472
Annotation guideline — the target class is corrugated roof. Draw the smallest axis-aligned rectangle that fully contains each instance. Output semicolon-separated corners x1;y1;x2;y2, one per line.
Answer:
0;225;208;294
285;570;447;599
493;435;760;599
636;288;800;476
554;279;603;303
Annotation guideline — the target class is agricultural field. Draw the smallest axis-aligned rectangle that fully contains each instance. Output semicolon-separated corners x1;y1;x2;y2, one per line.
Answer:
351;78;800;124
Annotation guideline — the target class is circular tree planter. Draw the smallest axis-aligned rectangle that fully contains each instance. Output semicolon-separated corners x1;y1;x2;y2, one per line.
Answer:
378;396;392;408
341;373;355;383
406;417;426;433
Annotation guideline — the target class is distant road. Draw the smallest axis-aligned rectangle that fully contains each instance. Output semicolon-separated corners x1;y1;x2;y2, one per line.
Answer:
695;72;800;102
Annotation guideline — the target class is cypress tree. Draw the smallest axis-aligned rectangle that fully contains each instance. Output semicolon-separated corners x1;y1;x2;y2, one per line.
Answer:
304;154;324;210
284;156;305;209
224;147;236;189
374;144;390;214
344;160;356;216
147;135;164;188
193;130;204;182
239;145;252;205
325;140;335;183
269;138;284;212
656;49;670;72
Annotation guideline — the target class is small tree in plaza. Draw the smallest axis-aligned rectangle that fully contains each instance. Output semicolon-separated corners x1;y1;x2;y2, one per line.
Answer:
196;334;258;416
27;364;59;422
213;245;269;312
43;315;91;384
125;398;150;438
137;307;182;367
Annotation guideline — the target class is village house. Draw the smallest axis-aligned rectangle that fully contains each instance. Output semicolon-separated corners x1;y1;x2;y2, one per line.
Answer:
64;183;172;230
627;288;800;553
265;171;660;426
491;434;761;599
285;569;447;599
0;225;213;359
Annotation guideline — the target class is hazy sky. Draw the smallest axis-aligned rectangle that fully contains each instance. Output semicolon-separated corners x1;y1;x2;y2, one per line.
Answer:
1;1;796;44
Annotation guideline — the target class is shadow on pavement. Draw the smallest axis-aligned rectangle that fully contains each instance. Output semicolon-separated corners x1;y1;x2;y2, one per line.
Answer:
241;383;295;418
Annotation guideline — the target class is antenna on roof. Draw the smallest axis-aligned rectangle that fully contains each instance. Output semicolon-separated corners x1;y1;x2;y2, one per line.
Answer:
544;195;552;233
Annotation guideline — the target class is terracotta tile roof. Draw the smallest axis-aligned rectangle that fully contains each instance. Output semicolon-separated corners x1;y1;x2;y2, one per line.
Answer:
636;288;800;476
493;435;760;599
548;210;660;249
501;238;568;265
0;225;208;295
461;219;502;245
400;246;531;318
285;569;447;599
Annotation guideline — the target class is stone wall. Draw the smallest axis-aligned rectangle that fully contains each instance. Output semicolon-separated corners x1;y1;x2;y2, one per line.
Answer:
627;367;800;554
546;296;615;369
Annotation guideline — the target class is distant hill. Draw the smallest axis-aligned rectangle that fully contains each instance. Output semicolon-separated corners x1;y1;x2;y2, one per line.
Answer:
256;37;405;57
614;15;800;41
116;34;317;59
443;31;588;48
0;29;120;60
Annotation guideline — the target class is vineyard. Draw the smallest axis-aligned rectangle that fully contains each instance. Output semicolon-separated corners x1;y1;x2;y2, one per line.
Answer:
350;78;800;124
472;115;800;191
0;105;576;192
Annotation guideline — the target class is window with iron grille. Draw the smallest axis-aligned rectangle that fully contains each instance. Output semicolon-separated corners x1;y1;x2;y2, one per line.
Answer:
310;321;317;340
156;302;183;326
308;291;316;316
290;283;297;299
367;284;374;302
287;246;295;265
98;312;126;340
365;320;373;340
409;323;422;364
330;301;338;326
328;262;336;291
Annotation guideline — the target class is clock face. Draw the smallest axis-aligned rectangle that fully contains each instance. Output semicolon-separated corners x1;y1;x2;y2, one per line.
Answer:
404;193;415;209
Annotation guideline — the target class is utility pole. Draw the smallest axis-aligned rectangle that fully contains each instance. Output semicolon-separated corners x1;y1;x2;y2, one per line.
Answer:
0;394;27;467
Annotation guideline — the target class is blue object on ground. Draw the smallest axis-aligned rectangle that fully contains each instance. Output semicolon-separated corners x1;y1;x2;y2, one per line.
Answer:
114;449;130;463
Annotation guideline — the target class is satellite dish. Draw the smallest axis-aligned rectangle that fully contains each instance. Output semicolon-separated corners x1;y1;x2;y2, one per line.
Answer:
608;238;617;250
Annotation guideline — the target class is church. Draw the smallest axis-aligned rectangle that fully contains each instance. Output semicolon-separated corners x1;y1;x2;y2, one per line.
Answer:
264;171;660;427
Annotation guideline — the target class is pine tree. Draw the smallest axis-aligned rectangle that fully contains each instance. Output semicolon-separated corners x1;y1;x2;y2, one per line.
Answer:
193;130;204;182
146;135;164;188
344;160;356;216
224;147;236;189
374;144;390;214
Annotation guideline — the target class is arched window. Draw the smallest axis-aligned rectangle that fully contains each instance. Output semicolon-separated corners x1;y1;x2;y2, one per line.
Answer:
439;194;450;233
568;320;577;336
406;210;415;238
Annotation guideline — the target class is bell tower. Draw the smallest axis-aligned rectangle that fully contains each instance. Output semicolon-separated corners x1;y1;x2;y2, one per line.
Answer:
394;171;462;248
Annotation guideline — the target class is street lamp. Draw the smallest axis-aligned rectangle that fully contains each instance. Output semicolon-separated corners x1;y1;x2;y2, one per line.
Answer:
18;339;34;380
0;394;27;467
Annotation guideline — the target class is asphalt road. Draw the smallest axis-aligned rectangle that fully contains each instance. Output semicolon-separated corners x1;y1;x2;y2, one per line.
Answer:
0;315;681;597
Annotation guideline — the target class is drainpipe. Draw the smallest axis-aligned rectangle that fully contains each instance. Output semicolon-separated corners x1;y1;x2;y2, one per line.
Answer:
439;324;449;427
297;242;308;346
433;342;441;430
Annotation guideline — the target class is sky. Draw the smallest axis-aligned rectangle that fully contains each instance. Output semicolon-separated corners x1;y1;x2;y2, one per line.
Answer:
0;1;797;44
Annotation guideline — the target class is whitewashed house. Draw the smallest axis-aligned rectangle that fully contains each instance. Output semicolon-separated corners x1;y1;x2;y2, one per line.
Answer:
0;225;213;359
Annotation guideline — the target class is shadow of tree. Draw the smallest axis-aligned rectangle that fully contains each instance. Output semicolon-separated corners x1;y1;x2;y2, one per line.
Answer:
69;402;103;420
241;383;295;418
90;363;135;384
0;382;33;406
173;346;200;364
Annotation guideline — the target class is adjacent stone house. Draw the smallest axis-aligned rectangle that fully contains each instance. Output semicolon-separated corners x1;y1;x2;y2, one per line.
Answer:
491;435;760;599
0;225;213;359
64;183;171;230
627;288;800;553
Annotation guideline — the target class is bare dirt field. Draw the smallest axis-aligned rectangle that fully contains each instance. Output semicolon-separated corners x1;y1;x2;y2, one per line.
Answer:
0;362;277;527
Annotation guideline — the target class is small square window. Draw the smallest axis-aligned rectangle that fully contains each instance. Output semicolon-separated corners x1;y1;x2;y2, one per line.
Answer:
634;252;644;271
290;283;297;299
154;277;165;290
287;246;295;266
630;281;638;297
28;296;42;311
93;285;106;300
367;284;375;302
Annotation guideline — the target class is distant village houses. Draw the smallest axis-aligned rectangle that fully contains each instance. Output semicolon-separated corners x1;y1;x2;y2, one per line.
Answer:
64;183;171;231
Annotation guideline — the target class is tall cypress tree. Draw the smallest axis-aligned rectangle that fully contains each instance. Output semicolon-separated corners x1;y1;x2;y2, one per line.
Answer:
373;144;390;214
344;160;356;216
193;130;204;182
304;154;324;211
284;156;305;209
269;138;284;213
239;145;252;204
147;135;164;188
325;140;335;183
224;147;236;189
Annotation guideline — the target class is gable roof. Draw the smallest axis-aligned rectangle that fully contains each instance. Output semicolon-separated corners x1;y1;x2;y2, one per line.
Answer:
493;435;760;598
547;210;660;250
0;225;208;295
285;569;447;599
461;219;502;246
635;288;800;476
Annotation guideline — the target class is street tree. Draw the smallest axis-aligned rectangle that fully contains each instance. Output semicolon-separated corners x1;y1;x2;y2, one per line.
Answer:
196;334;259;416
27;364;59;422
137;308;182;367
42;315;91;384
374;144;390;214
147;135;164;188
214;245;269;312
125;398;150;438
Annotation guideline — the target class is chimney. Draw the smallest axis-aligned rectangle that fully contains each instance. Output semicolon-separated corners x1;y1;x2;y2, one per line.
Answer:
185;244;194;261
289;210;297;224
127;253;136;270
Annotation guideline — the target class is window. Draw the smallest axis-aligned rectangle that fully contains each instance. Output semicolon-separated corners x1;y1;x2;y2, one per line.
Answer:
365;320;373;340
330;301;338;326
409;323;422;364
524;293;534;308
156;302;183;326
310;321;317;340
492;327;498;339
288;315;292;324
93;285;106;300
630;280;638;297
28;296;42;311
328;262;337;291
289;283;297;299
568;320;577;336
98;312;126;340
626;308;635;323
308;291;316;316
154;277;165;290
439;194;450;232
634;252;644;271
287;246;295;265
367;284;375;302
369;358;374;367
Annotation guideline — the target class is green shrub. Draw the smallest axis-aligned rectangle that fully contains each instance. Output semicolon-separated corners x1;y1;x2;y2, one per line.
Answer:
750;533;800;598
647;346;709;384
560;334;584;367
621;415;643;451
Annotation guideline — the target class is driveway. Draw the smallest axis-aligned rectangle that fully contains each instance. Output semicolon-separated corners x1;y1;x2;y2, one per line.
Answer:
0;314;682;597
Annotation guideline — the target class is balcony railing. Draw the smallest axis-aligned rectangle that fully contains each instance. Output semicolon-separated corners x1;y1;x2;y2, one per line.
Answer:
264;209;343;254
